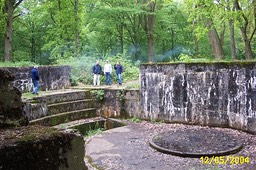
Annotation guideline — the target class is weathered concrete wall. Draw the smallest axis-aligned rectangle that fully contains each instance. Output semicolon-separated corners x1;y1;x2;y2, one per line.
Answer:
140;62;256;133
93;89;141;118
3;66;71;92
0;68;27;128
0;128;87;170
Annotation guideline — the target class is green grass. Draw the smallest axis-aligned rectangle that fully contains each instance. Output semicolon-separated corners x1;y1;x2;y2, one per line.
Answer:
86;128;104;137
129;117;141;123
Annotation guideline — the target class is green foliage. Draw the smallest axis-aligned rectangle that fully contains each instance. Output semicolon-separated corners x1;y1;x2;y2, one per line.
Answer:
129;117;141;123
117;89;125;102
86;128;104;137
0;61;35;67
57;56;95;85
86;122;104;137
150;118;165;124
91;90;105;102
105;52;140;82
1;0;256;63
57;52;139;85
70;75;79;86
125;83;140;90
178;53;192;62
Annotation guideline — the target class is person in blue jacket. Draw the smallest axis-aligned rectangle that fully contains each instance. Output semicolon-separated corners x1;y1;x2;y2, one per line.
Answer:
114;61;123;85
31;66;40;95
92;61;102;86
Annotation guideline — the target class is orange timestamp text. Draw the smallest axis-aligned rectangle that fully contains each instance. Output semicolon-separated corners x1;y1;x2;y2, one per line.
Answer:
200;156;250;165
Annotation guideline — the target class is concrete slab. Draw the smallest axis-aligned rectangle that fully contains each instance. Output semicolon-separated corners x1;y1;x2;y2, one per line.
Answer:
85;121;256;170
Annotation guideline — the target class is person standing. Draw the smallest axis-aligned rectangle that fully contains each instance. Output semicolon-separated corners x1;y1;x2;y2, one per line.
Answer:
92;61;102;86
31;66;40;95
104;60;112;85
114;61;123;85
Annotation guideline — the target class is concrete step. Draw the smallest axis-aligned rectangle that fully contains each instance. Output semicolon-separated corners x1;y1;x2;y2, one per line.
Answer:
54;118;126;136
32;90;92;104
47;99;94;115
29;108;96;126
54;117;106;135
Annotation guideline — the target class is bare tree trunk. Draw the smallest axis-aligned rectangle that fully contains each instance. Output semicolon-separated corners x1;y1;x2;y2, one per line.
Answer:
139;0;156;62
116;16;124;54
125;14;140;61
119;24;124;54
206;21;224;60
31;21;36;63
229;19;236;60
227;0;236;60
74;0;79;57
4;0;14;62
4;0;23;62
234;0;254;60
219;24;225;47
240;27;253;60
147;2;155;62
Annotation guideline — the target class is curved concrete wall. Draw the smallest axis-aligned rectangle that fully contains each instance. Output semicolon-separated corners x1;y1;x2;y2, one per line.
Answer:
3;66;71;92
140;62;256;134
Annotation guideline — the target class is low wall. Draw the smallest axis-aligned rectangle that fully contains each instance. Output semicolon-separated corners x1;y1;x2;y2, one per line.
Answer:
0;128;86;170
93;89;141;118
140;62;256;134
3;66;71;92
0;68;27;127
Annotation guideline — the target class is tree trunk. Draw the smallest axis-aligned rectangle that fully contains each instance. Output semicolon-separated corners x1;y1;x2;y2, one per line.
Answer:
31;21;36;63
208;28;224;60
239;26;253;59
227;0;236;60
219;24;225;47
147;7;155;62
4;0;14;62
120;25;124;54
139;0;156;62
74;0;79;57
229;19;236;60
206;20;224;60
234;0;254;60
4;0;23;62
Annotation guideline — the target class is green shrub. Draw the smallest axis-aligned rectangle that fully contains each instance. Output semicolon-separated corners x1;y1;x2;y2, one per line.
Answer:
0;61;36;67
56;52;139;85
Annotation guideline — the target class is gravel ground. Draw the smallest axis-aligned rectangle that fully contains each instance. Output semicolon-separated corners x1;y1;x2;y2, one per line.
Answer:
85;121;256;170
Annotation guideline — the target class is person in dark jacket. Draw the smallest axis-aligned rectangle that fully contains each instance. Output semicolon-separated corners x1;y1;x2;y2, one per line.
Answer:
31;66;40;95
92;61;102;86
114;61;123;85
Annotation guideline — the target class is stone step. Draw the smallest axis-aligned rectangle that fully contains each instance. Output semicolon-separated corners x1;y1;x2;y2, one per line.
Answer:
54;118;126;136
29;108;96;126
47;99;94;115
32;90;92;104
54;117;106;135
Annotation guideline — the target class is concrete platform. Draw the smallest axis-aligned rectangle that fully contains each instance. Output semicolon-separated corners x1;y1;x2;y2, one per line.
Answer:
85;121;256;170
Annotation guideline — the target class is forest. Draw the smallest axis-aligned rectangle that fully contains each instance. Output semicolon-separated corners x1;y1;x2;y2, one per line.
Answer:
1;0;256;66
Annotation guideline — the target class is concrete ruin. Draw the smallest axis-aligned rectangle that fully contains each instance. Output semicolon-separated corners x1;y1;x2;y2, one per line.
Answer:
140;62;256;133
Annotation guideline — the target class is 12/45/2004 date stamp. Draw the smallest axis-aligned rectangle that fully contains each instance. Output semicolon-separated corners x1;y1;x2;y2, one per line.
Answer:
200;156;250;165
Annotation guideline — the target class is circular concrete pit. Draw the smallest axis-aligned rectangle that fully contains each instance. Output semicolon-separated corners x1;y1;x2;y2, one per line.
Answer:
149;128;243;157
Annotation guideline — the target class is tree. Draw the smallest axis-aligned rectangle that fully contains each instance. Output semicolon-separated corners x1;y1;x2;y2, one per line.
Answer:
206;20;224;60
139;0;157;62
185;0;225;59
226;0;237;60
4;0;24;62
234;0;256;59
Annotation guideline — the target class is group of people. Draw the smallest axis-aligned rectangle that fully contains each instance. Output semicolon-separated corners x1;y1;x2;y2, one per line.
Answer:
30;60;123;95
92;60;123;86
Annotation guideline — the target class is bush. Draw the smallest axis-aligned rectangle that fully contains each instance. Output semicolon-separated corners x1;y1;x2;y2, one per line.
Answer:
57;56;95;85
57;53;139;85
